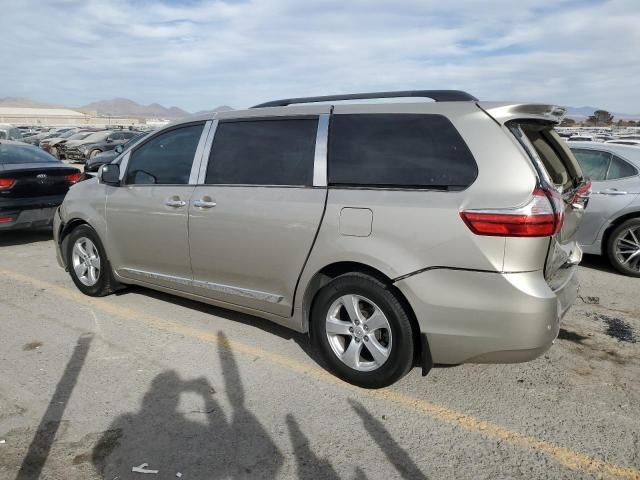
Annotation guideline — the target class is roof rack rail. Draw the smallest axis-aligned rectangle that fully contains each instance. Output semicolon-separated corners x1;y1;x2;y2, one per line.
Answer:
251;90;478;108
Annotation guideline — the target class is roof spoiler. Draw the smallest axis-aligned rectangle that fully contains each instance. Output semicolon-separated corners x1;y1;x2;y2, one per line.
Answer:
252;90;478;108
477;102;567;125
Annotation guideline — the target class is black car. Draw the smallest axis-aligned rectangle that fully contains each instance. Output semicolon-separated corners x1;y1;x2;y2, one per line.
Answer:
68;130;140;163
84;132;148;173
0;141;81;230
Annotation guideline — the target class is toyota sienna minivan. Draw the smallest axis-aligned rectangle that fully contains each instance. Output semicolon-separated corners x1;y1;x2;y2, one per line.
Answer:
54;90;590;388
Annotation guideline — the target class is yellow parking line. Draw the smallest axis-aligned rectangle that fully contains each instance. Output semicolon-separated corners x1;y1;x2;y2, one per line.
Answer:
2;268;639;480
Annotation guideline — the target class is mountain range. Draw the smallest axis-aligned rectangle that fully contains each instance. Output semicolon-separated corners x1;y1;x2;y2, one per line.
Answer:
1;97;638;120
0;97;232;119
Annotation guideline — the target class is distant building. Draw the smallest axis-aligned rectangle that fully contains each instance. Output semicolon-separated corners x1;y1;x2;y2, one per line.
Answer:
0;107;141;126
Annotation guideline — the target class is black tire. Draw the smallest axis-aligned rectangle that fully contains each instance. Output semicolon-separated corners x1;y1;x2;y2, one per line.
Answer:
66;225;116;296
606;218;640;277
310;273;415;388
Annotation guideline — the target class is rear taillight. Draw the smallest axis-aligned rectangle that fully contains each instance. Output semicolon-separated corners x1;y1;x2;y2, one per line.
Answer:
65;172;81;184
460;188;563;237
0;216;14;223
0;178;16;191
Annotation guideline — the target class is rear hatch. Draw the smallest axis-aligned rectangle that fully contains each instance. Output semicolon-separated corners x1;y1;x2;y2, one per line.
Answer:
478;103;589;289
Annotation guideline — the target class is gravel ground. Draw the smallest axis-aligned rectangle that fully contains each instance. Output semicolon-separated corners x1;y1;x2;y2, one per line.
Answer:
0;230;639;480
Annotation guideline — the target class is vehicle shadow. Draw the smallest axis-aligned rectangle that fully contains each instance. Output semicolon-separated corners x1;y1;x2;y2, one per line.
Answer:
121;286;326;369
0;228;53;247
579;253;618;274
91;331;428;479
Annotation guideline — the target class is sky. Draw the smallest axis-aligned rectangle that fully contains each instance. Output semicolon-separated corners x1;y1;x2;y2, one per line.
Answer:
1;0;639;113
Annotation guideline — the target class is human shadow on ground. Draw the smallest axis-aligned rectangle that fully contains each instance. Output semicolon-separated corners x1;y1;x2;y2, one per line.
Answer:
91;331;427;479
91;331;283;479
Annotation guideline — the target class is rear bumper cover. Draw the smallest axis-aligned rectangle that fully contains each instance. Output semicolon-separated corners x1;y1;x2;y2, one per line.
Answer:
0;195;65;230
395;266;578;365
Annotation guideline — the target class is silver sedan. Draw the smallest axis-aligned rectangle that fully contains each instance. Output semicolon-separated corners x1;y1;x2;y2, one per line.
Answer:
569;142;640;276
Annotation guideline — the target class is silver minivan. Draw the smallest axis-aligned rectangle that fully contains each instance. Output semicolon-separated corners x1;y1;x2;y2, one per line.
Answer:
54;91;589;388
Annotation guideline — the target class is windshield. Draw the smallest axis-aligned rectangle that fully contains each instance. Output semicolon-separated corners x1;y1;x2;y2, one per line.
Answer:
0;143;59;164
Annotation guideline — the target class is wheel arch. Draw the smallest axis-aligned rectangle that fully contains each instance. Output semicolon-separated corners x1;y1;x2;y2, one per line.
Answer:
59;218;93;268
601;210;640;256
301;261;424;367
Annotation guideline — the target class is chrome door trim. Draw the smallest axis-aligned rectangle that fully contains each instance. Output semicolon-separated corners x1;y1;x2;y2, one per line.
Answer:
192;279;284;304
196;119;219;184
119;267;284;304
118;268;192;286
189;120;214;185
313;114;329;187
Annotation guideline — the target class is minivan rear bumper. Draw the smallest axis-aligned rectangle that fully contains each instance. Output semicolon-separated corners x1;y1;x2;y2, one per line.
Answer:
395;266;578;365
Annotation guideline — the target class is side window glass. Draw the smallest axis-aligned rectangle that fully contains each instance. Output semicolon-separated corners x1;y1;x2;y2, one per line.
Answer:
206;118;318;186
607;155;638;180
125;124;204;185
571;149;610;182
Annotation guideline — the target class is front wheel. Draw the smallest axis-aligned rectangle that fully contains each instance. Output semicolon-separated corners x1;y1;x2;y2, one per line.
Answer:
311;273;415;388
66;225;116;296
89;149;101;159
607;218;640;277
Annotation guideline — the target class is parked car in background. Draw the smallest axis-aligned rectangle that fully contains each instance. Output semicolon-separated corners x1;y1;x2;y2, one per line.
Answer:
63;130;113;163
22;127;63;146
567;135;593;142
569;142;640;276
0;125;24;141
41;129;90;158
74;130;141;163
84;132;148;174
0;140;80;230
606;139;640;147
55;131;103;160
54;90;588;388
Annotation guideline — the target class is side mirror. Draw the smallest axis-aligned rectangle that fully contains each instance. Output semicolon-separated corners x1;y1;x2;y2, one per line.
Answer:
99;164;121;186
115;144;124;154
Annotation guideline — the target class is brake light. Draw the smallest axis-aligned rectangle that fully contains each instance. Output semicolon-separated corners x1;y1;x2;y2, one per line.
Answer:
0;216;13;223
460;188;563;237
65;172;81;184
0;178;16;190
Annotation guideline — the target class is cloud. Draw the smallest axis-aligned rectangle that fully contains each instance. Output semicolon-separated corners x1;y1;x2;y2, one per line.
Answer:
1;0;639;112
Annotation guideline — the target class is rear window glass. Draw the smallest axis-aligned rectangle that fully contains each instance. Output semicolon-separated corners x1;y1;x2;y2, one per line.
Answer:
328;114;477;189
0;144;59;164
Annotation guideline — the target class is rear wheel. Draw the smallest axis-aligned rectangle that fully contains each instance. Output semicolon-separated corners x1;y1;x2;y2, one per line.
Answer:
67;225;116;296
607;218;640;277
311;273;414;388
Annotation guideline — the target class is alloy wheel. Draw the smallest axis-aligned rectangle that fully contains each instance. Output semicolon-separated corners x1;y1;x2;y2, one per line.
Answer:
325;294;392;372
71;237;101;286
614;226;640;272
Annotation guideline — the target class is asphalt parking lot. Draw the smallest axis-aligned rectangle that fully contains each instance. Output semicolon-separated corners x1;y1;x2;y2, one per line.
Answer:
0;230;639;480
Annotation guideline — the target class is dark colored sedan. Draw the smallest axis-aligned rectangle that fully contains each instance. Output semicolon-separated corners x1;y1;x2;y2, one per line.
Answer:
0;141;81;230
84;131;148;173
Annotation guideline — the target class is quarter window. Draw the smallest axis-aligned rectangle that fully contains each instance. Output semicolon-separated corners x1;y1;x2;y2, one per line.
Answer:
328;114;477;189
125;124;204;185
206;118;318;186
608;155;637;180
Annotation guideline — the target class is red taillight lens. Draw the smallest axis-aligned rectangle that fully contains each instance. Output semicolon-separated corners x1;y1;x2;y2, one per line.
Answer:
65;172;81;184
0;178;16;190
0;216;14;223
460;188;563;237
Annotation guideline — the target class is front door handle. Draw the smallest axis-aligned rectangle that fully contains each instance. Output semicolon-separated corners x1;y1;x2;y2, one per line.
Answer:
193;197;217;209
597;189;627;195
164;197;186;208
